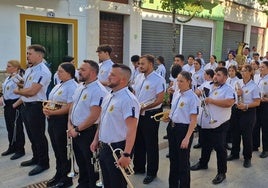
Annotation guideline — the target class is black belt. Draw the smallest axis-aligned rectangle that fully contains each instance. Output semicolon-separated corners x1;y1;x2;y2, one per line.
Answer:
74;124;97;132
170;122;189;127
4;98;19;105
99;140;125;150
145;107;162;115
23;101;42;106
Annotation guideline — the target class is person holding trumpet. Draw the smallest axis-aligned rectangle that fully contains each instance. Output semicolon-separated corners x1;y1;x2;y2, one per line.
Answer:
68;60;108;188
191;67;235;185
162;71;199;188
43;62;78;187
90;63;140;188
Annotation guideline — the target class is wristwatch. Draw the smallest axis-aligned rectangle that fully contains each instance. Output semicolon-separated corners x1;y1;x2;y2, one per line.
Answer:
74;126;80;133
122;152;131;157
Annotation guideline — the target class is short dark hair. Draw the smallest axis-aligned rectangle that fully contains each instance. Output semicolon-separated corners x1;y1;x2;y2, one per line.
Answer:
112;63;132;80
262;61;268;67
27;44;46;55
228;65;238;73
194;58;202;66
131;55;140;62
205;69;215;78
174;54;184;61
218;60;226;67
96;44;112;55
83;59;99;74
188;55;195;59
253;53;260;57
62;55;74;62
215;67;228;76
141;54;155;65
157;56;165;65
171;64;182;78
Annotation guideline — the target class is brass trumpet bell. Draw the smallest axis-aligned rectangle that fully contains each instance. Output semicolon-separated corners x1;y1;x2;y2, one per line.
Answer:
42;100;66;110
150;110;170;122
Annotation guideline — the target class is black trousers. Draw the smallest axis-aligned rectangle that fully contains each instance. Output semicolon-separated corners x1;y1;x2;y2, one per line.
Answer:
73;125;97;188
99;141;127;188
3;99;25;153
21;102;49;167
48;115;70;180
253;103;268;151
199;121;228;174
167;122;193;188
231;108;256;159
133;108;162;176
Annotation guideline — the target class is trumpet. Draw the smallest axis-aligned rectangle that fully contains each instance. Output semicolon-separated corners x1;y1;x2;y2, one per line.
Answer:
66;131;78;177
200;90;217;124
108;144;134;188
151;110;170;121
91;149;103;187
43;100;67;110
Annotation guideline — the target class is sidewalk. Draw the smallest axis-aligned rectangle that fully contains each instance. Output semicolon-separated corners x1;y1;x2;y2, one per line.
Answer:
1;112;268;187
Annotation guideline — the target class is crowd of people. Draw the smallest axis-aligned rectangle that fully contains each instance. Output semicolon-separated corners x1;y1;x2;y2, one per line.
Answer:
0;43;268;188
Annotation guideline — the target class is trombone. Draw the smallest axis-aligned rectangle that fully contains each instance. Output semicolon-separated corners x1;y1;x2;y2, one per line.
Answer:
200;90;217;124
108;144;134;188
66;131;78;177
43;100;67;110
151;110;170;122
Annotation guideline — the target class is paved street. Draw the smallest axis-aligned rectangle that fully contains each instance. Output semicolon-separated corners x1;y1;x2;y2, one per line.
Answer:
0;111;268;188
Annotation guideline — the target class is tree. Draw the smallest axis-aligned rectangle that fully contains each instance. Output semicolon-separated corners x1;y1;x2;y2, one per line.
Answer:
257;0;268;14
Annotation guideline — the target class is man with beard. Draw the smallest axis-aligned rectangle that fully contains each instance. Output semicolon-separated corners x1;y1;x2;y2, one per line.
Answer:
67;60;108;187
132;54;166;184
90;63;140;188
190;67;235;185
13;44;51;175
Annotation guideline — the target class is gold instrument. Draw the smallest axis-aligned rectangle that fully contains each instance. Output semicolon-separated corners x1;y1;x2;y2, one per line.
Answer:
91;149;103;187
151;110;170;121
108;144;134;188
66;131;78;177
200;90;217;124
42;100;67;110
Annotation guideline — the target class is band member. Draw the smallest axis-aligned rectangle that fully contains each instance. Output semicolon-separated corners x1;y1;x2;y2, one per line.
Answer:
43;63;78;187
130;55;140;86
227;65;260;167
166;71;199;188
90;63;140;188
0;60;25;160
155;56;166;78
67;60;108;187
253;61;268;157
191;67;235;185
13;44;51;176
96;44;114;90
192;58;205;90
132;54;166;184
204;55;218;71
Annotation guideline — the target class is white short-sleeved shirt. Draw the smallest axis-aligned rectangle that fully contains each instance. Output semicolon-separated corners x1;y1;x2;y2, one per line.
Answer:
169;89;200;124
201;83;235;129
49;79;78;103
182;64;195;74
130;67;140;86
155;64;166;79
226;76;239;89
99;87;140;143
2;74;21;100
21;62;51;102
192;69;205;89
70;80;108;127
225;60;238;69
98;59;114;90
204;62;218;71
258;74;268;97
236;79;260;104
133;71;166;111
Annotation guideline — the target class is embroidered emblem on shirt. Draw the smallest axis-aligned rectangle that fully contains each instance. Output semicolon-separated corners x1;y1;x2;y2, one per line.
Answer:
179;102;184;108
57;91;62;96
28;76;32;81
245;90;249;94
196;76;199;80
100;70;104;75
264;82;267;85
82;94;87;100
6;86;9;90
109;105;114;112
145;85;149;90
214;91;218;96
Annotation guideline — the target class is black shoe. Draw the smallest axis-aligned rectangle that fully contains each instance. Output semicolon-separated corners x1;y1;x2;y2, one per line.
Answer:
21;159;37;167
28;165;49;176
227;154;239;161
10;152;25;160
260;151;268;158
143;175;156;184
54;178;73;188
190;162;208;171
193;143;201;149
46;174;61;187
1;148;15;156
163;135;168;139
243;159;251;168
166;153;169;158
212;173;226;184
